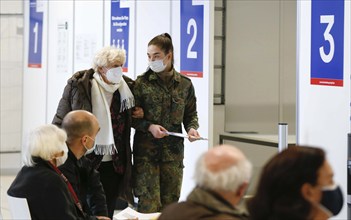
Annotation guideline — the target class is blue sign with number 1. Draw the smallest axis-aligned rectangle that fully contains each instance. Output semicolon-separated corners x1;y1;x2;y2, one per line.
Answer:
311;0;344;86
28;0;43;68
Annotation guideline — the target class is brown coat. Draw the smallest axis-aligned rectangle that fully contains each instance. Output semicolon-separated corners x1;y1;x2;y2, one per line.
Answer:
52;68;134;203
158;187;249;220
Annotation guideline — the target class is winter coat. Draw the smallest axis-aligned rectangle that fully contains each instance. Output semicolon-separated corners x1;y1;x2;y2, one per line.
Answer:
52;68;134;203
8;157;95;220
158;187;249;220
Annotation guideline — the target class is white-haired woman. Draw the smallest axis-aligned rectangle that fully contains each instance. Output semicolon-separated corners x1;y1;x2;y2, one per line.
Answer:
52;46;143;218
7;124;83;220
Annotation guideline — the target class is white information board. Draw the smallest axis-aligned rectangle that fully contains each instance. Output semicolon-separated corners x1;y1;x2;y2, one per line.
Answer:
23;0;48;139
297;1;350;219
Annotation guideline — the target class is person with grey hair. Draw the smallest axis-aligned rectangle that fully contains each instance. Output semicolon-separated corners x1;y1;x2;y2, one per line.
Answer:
158;144;252;220
7;124;89;220
52;46;143;218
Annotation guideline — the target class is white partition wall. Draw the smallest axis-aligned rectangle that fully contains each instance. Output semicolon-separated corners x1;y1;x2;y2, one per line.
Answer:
297;1;350;219
134;1;172;78
74;1;104;72
46;1;74;123
22;0;213;201
23;0;48;138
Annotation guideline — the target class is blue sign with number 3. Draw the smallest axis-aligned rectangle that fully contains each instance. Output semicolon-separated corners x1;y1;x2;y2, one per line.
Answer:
311;0;344;86
180;0;204;78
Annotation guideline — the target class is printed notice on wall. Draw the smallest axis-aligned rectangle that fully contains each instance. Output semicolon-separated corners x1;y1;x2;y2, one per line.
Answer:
56;21;69;74
111;0;130;72
75;34;97;66
311;0;344;87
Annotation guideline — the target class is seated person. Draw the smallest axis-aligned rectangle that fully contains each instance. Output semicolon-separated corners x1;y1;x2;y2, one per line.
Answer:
158;144;252;220
7;124;92;220
59;110;109;218
247;146;343;220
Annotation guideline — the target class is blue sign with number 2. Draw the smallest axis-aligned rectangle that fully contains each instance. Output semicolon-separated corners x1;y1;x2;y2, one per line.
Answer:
180;0;204;78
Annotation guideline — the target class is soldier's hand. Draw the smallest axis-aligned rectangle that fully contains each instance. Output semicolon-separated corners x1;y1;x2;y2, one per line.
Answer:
148;124;168;138
132;106;144;118
188;128;200;142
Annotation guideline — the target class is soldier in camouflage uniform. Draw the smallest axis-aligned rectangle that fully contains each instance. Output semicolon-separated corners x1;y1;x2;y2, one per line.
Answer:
132;33;200;213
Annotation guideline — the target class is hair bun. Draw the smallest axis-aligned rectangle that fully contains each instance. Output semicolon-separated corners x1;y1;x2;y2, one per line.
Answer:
162;33;172;41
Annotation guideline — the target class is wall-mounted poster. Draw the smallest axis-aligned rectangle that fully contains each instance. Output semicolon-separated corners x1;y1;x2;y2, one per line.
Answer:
111;0;130;72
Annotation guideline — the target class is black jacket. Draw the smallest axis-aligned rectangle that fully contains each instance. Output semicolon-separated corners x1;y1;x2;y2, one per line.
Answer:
59;149;108;216
7;158;94;220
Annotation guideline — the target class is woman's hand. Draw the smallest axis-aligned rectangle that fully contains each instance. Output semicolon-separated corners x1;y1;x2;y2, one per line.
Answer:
132;107;144;118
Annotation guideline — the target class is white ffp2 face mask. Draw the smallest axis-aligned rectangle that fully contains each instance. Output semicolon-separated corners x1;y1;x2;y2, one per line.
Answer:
84;144;96;155
84;136;96;155
106;67;123;84
56;144;68;167
149;58;166;73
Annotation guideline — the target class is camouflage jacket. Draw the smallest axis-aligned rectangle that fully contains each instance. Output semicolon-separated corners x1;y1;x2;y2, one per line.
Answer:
132;68;199;162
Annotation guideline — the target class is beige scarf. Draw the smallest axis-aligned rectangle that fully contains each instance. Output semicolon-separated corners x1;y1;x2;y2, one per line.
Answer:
91;73;134;155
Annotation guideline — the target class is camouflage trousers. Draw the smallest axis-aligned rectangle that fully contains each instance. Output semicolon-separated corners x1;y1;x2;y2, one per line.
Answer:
133;160;184;213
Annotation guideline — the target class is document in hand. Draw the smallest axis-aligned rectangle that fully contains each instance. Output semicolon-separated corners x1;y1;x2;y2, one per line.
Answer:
113;207;161;220
163;131;208;140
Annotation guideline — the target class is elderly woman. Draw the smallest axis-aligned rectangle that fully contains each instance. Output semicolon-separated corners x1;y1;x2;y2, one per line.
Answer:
7;124;84;220
52;46;142;218
247;146;343;220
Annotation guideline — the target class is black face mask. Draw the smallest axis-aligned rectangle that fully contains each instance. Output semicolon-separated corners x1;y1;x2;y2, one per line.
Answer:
320;184;344;216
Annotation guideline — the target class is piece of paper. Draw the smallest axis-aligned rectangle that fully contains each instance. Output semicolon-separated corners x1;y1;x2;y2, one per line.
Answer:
113;207;161;220
164;131;208;140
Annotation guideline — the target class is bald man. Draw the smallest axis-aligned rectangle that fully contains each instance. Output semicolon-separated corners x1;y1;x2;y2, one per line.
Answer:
59;110;110;220
158;144;252;220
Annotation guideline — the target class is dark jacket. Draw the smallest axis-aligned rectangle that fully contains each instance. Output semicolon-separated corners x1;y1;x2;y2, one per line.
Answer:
59;149;108;216
7;158;94;220
52;68;134;203
158;187;249;220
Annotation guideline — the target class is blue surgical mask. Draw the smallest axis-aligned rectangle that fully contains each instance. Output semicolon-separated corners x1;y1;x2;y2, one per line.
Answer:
320;184;343;216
